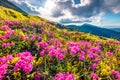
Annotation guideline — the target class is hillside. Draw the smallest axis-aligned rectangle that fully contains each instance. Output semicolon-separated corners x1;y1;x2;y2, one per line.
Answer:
0;0;26;13
67;24;120;40
109;28;120;32
0;6;120;80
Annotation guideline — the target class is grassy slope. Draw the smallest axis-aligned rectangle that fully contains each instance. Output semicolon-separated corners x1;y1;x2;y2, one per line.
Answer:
0;6;110;41
0;6;120;80
0;0;26;13
0;6;48;22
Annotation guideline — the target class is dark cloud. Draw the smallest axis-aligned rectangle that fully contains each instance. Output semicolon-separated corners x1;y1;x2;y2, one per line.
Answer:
8;0;120;24
8;0;42;15
102;0;120;13
18;2;40;15
51;0;112;18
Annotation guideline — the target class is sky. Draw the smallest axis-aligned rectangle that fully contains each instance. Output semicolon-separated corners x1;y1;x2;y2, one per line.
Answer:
8;0;120;27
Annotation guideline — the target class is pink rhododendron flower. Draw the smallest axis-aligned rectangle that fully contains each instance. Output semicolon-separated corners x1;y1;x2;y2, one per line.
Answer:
54;72;74;80
79;54;85;61
14;51;34;73
38;42;48;48
48;46;65;60
22;27;27;31
93;59;99;63
34;72;41;80
91;72;99;79
2;42;14;48
1;25;11;31
39;50;45;56
106;52;113;56
111;70;120;79
6;55;13;61
0;57;9;80
38;36;42;41
19;35;29;41
31;35;36;41
91;63;97;70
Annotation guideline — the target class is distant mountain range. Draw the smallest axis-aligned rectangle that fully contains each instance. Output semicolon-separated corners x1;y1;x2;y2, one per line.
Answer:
108;28;120;32
66;24;120;40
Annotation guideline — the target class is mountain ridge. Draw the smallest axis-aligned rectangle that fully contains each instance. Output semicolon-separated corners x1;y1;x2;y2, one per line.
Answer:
108;28;120;32
67;24;120;40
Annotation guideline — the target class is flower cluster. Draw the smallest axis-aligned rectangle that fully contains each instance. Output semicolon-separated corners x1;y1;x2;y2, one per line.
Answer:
1;20;20;26
0;19;120;79
111;70;120;79
19;35;29;41
0;55;13;79
22;27;27;31
38;41;66;60
90;72;99;79
14;52;34;73
2;42;14;48
30;34;36;41
67;41;101;70
48;45;66;60
0;30;15;40
67;41;80;55
48;38;61;47
1;25;11;31
106;52;113;56
54;72;74;80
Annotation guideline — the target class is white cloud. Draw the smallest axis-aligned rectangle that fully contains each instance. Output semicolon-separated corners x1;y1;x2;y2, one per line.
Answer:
8;0;120;26
72;0;91;8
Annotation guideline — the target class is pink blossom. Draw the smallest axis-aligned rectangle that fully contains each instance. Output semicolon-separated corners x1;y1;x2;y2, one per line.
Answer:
70;48;77;55
79;55;85;61
0;57;6;64
0;31;14;40
39;50;45;56
1;42;14;48
17;51;34;62
6;55;13;61
1;25;11;31
116;41;120;44
31;35;36;41
38;36;42;41
93;59;99;63
25;37;29;41
38;42;48;48
91;63;97;70
19;35;29;41
14;51;34;73
34;72;41;80
88;53;94;59
54;72;74;80
111;70;120;79
22;27;27;31
0;63;8;79
90;72;99;79
106;52;113;56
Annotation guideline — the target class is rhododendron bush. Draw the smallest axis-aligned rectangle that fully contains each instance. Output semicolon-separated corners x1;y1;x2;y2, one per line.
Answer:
0;20;120;80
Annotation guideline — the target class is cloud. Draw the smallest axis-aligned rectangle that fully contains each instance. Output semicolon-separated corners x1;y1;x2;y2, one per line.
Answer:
8;0;120;25
103;0;120;14
8;0;45;15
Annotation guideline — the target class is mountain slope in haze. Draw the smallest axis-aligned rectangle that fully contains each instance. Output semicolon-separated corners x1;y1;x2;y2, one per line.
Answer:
0;0;26;13
109;28;120;32
67;24;120;40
